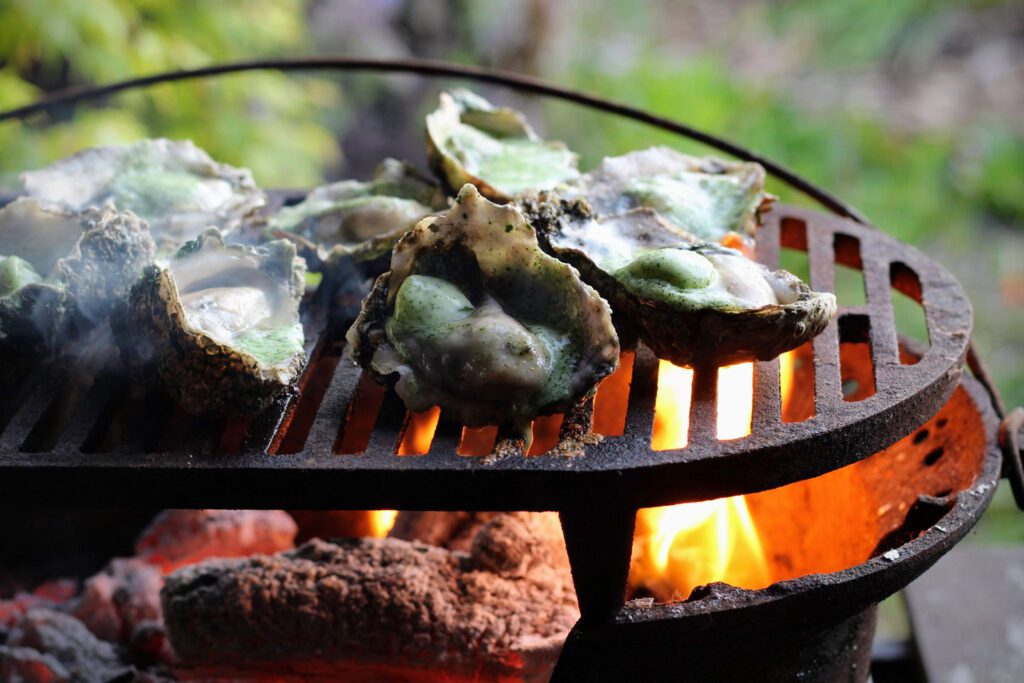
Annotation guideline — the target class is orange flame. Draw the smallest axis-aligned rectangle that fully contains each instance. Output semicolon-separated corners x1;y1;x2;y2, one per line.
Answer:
632;360;773;600
367;510;398;537
397;406;441;455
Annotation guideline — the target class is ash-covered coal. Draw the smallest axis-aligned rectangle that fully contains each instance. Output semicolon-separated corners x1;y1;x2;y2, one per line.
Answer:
0;509;301;681
69;559;164;654
1;608;132;682
162;512;578;682
134;509;298;574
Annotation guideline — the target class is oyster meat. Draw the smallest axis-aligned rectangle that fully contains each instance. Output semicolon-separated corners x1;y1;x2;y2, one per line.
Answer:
0;198;155;356
117;229;306;415
21;139;265;250
347;184;619;439
267;159;444;271
525;196;836;366
426;90;580;201
560;146;773;243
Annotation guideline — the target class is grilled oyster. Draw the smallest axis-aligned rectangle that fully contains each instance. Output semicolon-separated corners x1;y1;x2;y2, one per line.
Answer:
560;146;773;243
117;229;306;415
0;198;155;356
266;159;444;272
426;90;580;201
21;139;265;250
524;196;835;366
347;184;619;440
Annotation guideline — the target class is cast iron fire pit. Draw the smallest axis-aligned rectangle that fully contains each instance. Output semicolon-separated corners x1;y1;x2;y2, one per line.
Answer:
1;58;1021;682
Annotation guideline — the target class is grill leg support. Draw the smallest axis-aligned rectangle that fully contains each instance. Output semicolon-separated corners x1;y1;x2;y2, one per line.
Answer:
559;506;636;622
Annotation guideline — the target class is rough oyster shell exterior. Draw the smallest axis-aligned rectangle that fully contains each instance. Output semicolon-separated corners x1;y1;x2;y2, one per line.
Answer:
116;229;306;416
21;139;265;250
0;198;155;357
347;184;619;433
523;194;835;366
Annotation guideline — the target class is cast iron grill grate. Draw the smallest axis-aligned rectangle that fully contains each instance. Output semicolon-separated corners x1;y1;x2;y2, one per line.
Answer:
0;201;971;512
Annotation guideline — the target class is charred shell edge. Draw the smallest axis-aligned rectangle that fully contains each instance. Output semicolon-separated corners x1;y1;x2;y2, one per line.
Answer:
425;90;577;203
523;195;837;366
116;230;306;416
346;185;620;429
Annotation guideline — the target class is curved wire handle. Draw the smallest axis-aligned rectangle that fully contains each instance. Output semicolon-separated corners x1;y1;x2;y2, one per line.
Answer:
0;56;867;222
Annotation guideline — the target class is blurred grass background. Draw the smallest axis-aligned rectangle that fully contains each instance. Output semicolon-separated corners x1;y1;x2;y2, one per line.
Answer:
0;0;1021;536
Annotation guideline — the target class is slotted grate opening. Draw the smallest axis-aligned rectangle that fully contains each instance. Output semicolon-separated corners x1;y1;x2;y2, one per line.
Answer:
0;204;972;511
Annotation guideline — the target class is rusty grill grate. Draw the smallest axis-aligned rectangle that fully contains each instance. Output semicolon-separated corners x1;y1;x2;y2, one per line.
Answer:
0;202;971;513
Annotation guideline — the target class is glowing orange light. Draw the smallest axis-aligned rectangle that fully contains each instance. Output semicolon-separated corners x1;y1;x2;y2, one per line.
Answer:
633;360;776;600
780;349;796;407
367;510;398;537
397;406;441;455
652;360;694;450
716;363;754;440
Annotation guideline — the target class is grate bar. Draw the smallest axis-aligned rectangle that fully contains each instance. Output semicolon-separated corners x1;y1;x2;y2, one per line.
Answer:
861;239;902;380
0;365;70;452
304;357;363;455
752;358;783;432
426;416;466;462
362;389;408;458
0;205;974;510
807;222;843;414
56;372;123;452
621;348;659;444
687;366;719;447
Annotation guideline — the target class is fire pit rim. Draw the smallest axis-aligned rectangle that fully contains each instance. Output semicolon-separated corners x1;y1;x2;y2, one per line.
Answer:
604;369;1001;631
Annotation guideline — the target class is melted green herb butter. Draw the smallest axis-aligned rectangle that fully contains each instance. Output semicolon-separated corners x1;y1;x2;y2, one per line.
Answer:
0;255;44;298
448;126;578;196
624;173;753;241
108;169;229;220
386;273;575;401
614;247;743;311
234;324;305;366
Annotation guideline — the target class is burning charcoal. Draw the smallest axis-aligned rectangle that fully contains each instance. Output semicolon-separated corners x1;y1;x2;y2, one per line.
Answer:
161;512;577;682
0;580;78;629
134;509;298;573
288;510;385;542
388;511;501;551
69;559;162;646
0;644;71;683
6;609;131;682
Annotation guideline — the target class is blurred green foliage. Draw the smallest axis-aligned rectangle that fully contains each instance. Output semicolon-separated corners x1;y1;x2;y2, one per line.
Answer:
0;0;343;188
549;55;1021;246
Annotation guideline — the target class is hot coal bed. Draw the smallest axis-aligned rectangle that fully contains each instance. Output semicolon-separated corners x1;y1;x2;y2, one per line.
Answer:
0;59;1020;683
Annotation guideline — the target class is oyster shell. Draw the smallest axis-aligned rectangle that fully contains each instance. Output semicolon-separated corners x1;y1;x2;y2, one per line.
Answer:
117;229;306;415
524;196;836;366
560;146;774;243
21;139;265;250
426;90;580;201
346;184;619;439
0;198;155;356
266;159;444;271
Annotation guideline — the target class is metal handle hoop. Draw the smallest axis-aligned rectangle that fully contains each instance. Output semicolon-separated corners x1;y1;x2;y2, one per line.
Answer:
0;56;866;222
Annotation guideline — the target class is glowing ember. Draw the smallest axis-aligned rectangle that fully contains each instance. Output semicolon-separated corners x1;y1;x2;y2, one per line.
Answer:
367;510;398;537
633;359;776;600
